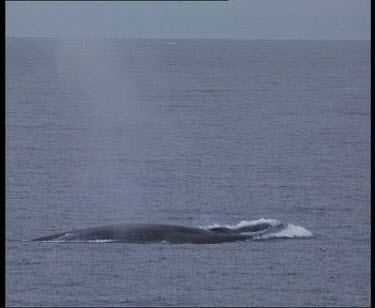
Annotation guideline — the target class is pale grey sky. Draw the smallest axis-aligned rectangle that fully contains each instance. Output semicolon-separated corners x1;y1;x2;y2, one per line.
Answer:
6;0;370;40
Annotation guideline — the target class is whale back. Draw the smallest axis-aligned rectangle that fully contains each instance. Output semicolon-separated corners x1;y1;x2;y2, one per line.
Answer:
32;223;251;244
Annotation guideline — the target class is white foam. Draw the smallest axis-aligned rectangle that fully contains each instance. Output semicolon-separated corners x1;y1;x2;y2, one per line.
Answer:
254;223;314;240
230;219;282;229
202;219;313;240
62;232;75;239
203;218;282;230
43;239;115;243
87;239;115;243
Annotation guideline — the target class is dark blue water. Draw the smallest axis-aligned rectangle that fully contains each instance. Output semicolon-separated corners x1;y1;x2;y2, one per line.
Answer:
6;38;370;306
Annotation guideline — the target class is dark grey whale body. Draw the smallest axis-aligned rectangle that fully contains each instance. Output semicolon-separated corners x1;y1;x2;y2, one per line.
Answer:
32;222;277;244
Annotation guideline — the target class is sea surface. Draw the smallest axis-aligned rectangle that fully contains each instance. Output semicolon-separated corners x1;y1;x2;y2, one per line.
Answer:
6;38;370;307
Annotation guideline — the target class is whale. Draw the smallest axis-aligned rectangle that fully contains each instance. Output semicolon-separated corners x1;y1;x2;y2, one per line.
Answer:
32;222;280;244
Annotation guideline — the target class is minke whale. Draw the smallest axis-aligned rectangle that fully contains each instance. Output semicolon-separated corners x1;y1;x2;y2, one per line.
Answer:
32;222;283;244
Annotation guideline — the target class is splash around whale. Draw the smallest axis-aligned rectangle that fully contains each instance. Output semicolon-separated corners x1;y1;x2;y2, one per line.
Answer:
32;219;313;244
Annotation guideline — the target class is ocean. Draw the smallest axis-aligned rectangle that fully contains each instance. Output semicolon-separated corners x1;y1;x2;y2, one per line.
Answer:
6;38;370;306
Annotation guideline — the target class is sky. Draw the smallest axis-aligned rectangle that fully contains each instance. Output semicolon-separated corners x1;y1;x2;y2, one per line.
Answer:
6;0;370;40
